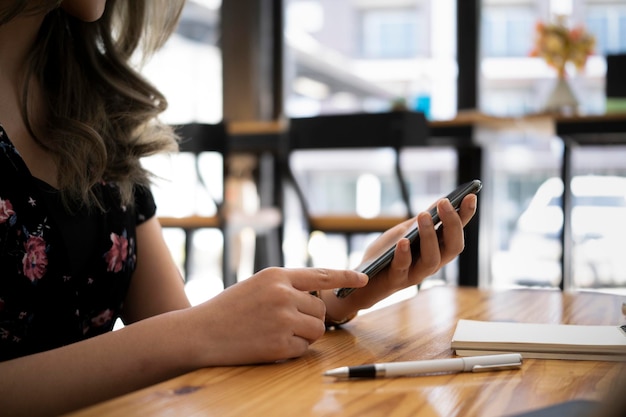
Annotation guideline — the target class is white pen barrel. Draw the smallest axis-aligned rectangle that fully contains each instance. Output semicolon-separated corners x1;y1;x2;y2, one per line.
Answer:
323;353;523;379
380;358;466;377
462;353;522;370
379;354;523;377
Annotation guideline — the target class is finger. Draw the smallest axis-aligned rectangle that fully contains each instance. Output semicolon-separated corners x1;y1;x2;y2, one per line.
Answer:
436;199;465;259
289;292;327;346
281;333;312;359
291;313;326;344
414;211;441;272
458;194;478;226
296;291;326;321
388;237;412;273
437;198;464;231
434;195;476;247
289;268;368;292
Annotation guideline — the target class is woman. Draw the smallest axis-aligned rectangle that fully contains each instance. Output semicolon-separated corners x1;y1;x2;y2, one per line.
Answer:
0;1;477;415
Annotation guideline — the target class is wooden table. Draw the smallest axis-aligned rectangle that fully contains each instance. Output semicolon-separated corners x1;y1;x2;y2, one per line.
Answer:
66;286;626;417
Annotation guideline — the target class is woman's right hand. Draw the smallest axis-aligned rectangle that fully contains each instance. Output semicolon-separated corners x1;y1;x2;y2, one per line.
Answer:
185;267;368;366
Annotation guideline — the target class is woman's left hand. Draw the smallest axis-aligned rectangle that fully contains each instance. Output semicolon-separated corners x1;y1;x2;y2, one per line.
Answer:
322;194;477;322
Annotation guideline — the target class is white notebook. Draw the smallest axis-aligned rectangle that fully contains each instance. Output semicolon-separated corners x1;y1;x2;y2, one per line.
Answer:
451;319;626;361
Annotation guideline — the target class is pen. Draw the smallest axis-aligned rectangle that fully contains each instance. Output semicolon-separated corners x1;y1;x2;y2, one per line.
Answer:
323;353;523;379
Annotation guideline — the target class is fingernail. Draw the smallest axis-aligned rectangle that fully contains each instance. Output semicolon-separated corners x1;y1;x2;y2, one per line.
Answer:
418;213;432;228
441;198;454;213
469;194;477;210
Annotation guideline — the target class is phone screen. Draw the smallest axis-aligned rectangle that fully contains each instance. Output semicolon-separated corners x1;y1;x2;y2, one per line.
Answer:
334;179;482;298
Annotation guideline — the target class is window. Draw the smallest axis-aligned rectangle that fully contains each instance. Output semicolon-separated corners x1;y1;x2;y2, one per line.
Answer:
482;6;535;57
479;1;626;293
285;0;457;119
139;0;223;294
282;0;458;287
141;0;222;124
360;8;425;59
585;4;626;55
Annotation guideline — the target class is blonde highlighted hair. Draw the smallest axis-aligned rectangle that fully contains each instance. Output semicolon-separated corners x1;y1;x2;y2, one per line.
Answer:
1;0;185;209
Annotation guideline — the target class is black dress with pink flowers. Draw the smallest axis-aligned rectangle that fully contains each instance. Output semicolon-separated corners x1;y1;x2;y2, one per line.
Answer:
0;125;156;361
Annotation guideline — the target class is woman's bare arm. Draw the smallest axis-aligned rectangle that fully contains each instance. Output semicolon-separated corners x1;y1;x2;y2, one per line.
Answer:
0;219;196;416
0;306;198;416
0;217;368;416
121;217;191;323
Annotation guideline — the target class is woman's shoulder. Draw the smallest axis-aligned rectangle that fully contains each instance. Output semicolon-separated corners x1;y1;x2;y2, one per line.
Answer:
133;184;157;224
96;181;157;225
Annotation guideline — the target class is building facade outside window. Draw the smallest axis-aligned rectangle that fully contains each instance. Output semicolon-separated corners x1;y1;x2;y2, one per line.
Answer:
480;0;626;292
138;0;626;295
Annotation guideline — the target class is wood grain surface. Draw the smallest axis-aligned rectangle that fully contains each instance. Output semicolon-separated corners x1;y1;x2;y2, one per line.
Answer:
64;286;626;417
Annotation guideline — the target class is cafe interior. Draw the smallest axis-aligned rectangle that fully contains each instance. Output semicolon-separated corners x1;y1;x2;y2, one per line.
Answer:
137;0;626;307
61;1;626;416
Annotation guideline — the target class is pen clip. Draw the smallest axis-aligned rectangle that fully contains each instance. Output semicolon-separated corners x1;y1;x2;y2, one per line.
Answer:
471;361;522;373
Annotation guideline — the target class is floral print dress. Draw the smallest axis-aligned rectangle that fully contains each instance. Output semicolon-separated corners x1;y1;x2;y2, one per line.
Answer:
0;125;156;361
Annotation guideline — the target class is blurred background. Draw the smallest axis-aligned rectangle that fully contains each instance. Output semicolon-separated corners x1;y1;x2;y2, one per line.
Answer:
138;0;626;307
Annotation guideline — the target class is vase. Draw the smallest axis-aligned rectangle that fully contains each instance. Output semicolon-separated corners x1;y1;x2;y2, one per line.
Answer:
543;77;579;114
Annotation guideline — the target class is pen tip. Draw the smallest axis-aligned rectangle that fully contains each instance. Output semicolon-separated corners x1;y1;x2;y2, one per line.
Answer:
323;368;347;378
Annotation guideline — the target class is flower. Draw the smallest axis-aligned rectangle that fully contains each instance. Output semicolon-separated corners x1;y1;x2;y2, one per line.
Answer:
90;309;114;328
530;16;595;78
104;231;128;273
0;197;15;224
22;235;48;282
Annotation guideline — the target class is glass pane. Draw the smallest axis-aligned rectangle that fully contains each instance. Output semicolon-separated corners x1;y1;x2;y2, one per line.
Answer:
138;0;223;288
284;0;457;119
482;6;534;57
290;148;405;216
361;8;426;58
570;147;626;291
481;124;561;289
141;0;222;124
487;136;626;293
481;0;626;293
400;147;457;214
283;1;458;289
139;0;223;218
283;146;458;286
480;0;626;117
585;3;626;55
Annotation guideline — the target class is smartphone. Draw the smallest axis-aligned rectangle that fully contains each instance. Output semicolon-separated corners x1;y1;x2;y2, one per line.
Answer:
334;179;482;298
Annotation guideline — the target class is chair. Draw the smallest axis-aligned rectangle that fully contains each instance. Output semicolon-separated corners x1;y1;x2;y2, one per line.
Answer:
282;111;429;269
156;122;234;287
157;122;284;290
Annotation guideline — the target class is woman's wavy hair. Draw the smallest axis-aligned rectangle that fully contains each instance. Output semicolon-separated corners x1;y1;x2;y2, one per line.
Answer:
1;0;185;210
